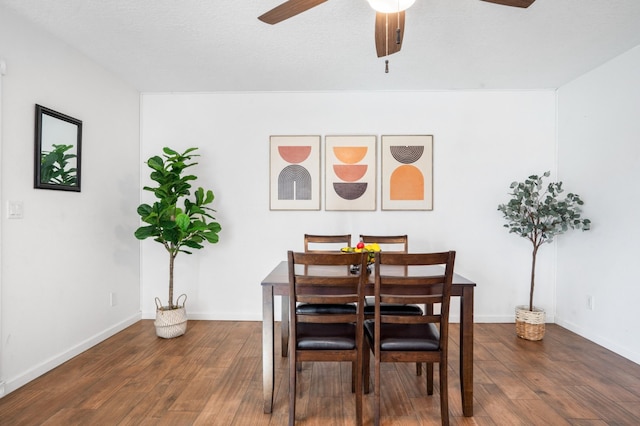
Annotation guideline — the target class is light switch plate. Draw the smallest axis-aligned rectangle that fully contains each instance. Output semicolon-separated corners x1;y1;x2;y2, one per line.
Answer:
7;201;24;219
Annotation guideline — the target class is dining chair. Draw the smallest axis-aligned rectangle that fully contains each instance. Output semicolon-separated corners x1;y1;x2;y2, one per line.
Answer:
287;250;368;426
360;234;424;377
298;234;358;378
299;234;356;315
364;251;456;426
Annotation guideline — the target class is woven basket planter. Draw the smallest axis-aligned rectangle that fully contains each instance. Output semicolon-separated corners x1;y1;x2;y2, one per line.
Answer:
154;294;188;339
515;305;545;341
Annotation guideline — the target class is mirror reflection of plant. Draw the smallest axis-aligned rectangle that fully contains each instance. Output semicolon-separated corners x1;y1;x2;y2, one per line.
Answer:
40;143;77;185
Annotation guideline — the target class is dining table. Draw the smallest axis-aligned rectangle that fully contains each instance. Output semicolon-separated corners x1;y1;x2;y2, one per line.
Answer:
261;260;476;416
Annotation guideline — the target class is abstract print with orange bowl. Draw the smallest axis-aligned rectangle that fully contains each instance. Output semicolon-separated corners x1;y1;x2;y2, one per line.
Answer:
381;135;433;211
325;135;376;210
269;135;321;210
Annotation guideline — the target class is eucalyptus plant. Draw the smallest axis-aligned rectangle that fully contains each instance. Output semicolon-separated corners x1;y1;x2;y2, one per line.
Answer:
135;147;221;309
497;171;590;312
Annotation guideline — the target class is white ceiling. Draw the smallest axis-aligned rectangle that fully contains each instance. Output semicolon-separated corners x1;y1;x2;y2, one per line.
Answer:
2;0;640;92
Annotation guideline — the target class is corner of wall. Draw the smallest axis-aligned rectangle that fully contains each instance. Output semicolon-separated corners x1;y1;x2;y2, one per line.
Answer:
0;58;5;393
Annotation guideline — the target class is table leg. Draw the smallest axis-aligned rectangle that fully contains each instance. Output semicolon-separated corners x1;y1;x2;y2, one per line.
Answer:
281;296;289;357
460;286;474;416
262;285;274;414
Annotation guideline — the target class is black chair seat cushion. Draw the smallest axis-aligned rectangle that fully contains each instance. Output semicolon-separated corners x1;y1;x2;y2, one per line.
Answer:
363;303;423;316
296;323;356;350
364;320;440;351
364;296;423;315
296;303;357;314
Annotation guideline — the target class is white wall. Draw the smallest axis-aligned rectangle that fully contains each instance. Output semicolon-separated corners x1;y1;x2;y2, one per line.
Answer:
0;58;6;396
556;46;640;364
140;90;557;324
0;6;141;394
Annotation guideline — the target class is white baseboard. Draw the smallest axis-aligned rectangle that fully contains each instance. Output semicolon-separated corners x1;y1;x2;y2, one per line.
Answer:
142;310;264;321
555;316;640;365
143;312;551;323
1;312;141;397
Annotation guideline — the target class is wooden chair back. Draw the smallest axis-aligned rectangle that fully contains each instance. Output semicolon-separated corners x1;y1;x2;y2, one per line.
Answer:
360;234;408;253
289;251;367;330
304;234;351;253
373;251;455;334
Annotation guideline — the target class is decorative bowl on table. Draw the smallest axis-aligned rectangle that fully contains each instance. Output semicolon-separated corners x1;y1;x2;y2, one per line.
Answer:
341;242;380;274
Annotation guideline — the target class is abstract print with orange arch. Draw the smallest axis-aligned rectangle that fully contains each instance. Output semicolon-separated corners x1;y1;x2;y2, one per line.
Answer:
269;136;320;210
381;135;433;211
325;136;376;211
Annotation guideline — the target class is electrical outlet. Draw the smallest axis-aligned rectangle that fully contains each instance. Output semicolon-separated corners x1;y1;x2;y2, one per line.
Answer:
110;292;117;307
587;295;594;310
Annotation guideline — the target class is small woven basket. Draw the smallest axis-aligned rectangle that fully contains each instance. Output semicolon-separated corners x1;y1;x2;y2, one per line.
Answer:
154;294;188;339
515;305;545;341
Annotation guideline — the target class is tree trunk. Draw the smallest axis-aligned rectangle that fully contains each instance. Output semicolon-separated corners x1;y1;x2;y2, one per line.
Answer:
168;251;175;308
529;245;539;312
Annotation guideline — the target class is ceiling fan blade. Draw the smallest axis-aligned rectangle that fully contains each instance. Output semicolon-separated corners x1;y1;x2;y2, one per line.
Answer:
479;0;535;8
258;0;329;24
375;11;405;58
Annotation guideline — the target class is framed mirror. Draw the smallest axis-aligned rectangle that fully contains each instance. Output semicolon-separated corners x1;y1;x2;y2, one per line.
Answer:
34;104;82;191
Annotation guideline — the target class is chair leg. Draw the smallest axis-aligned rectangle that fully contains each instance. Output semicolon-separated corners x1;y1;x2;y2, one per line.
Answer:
351;361;356;393
374;357;381;426
289;352;296;426
363;341;370;394
416;362;422;376
355;355;363;426
426;362;434;395
439;360;449;426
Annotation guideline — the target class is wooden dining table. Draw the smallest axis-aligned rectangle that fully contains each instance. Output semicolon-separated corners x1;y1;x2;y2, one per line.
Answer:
261;260;476;416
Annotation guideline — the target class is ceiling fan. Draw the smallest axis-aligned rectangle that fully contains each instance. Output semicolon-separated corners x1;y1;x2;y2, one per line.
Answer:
258;0;536;58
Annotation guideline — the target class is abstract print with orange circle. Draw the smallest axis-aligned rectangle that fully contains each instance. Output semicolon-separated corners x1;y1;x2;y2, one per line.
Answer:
389;145;424;200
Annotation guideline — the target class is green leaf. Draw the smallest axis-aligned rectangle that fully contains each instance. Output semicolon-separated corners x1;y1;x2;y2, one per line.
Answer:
146;156;165;172
175;213;190;231
204;189;214;204
137;204;153;217
183;240;204;249
134;225;158;240
203;232;220;244
163;147;179;156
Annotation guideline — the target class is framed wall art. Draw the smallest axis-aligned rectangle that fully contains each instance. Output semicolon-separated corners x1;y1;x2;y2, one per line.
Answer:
269;135;321;210
34;104;82;192
381;135;433;210
325;135;376;211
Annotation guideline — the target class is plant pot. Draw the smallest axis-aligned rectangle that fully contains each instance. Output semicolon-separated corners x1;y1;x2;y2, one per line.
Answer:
154;294;187;339
515;305;545;341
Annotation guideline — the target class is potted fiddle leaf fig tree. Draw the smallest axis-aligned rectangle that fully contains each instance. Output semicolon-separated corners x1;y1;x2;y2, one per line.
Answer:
135;147;222;339
498;171;590;341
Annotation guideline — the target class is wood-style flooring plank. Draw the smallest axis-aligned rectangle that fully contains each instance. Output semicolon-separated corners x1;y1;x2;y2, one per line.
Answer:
0;321;639;425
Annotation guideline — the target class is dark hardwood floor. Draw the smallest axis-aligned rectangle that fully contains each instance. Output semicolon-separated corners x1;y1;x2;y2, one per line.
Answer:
0;321;639;425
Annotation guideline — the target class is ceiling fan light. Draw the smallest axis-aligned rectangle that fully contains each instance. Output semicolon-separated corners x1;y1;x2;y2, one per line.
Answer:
367;0;416;13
